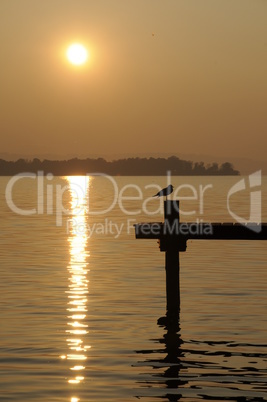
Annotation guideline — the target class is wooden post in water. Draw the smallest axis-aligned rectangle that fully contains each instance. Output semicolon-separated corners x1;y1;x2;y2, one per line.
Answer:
161;201;181;324
165;241;180;319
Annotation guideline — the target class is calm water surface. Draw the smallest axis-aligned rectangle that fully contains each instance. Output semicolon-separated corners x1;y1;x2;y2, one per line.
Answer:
0;175;267;401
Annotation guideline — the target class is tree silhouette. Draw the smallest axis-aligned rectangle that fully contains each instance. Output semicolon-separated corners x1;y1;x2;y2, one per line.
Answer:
0;156;240;176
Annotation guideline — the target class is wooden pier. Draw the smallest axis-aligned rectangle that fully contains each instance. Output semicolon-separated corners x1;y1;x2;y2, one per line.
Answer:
134;201;267;325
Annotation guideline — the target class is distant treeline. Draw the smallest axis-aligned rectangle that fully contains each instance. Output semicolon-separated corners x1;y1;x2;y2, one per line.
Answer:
0;156;240;176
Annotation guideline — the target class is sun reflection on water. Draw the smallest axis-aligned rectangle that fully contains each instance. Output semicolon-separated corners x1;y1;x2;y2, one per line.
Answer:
64;176;91;399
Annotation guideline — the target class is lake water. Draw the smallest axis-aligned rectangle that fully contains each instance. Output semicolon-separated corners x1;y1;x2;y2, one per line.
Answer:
0;175;267;402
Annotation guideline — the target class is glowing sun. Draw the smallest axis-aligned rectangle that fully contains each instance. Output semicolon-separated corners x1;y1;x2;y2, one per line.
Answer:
66;43;88;66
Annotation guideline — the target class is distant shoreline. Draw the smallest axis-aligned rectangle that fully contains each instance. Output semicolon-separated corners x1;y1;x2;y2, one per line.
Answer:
0;156;240;176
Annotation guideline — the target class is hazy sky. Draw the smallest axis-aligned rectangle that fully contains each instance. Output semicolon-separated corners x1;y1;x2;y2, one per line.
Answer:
0;0;266;162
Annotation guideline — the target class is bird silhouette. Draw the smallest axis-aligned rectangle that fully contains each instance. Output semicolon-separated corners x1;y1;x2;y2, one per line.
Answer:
153;184;174;200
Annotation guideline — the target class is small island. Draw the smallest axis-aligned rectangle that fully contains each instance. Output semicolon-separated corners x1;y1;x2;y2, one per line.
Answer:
0;156;240;176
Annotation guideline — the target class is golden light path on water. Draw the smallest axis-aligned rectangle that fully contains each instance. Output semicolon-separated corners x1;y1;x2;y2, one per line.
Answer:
61;176;91;402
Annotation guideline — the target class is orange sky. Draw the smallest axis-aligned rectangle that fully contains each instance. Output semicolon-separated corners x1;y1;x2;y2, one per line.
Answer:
0;0;266;165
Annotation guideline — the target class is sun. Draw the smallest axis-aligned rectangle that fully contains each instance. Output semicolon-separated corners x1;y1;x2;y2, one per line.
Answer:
66;43;88;66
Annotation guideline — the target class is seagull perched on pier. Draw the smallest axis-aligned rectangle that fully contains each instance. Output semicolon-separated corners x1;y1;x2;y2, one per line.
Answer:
153;184;174;200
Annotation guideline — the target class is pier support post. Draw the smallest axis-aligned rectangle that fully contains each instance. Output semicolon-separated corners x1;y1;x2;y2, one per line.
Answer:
160;201;181;324
165;242;180;319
